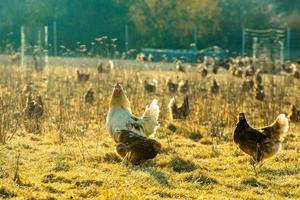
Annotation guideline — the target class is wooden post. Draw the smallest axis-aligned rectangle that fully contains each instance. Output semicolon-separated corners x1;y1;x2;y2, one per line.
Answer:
53;21;57;56
193;27;197;50
125;24;128;53
242;28;246;56
44;26;48;67
286;28;291;60
252;37;258;62
279;40;284;64
21;25;25;67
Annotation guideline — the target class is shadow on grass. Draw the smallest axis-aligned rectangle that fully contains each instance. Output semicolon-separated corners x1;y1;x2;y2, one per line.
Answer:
139;167;170;187
259;168;299;176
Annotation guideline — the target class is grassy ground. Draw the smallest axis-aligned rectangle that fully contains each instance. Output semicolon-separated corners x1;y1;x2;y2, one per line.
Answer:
0;61;299;199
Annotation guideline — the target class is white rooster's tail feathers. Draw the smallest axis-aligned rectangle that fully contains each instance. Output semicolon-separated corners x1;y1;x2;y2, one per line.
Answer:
168;97;176;110
275;113;289;134
141;99;160;137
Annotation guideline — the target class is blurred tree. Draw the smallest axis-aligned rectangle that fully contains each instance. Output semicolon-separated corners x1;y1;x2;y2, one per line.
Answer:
216;0;282;51
129;0;221;49
0;0;298;54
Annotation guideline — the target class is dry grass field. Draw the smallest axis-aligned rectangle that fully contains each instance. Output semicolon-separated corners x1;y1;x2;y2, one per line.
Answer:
0;60;300;199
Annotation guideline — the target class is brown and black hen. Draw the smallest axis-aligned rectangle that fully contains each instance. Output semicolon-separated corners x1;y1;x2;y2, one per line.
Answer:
167;79;178;93
234;113;289;166
168;95;190;120
115;129;161;165
23;94;44;119
144;79;157;93
77;70;90;82
84;87;94;104
288;105;300;122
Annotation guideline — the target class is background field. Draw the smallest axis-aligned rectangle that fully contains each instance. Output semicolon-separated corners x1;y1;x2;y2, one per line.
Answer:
0;60;300;199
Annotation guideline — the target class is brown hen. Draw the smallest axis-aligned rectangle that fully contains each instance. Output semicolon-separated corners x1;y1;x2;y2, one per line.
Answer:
234;113;288;166
115;129;161;165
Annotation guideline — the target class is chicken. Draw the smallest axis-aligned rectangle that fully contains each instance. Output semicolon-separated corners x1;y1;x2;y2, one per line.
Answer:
243;65;255;77
176;61;186;72
254;70;262;85
106;83;160;142
234;113;289;166
197;64;208;77
293;70;300;79
97;62;104;73
160;54;168;63
115;129;161;165
23;94;44;120
97;60;114;73
168;95;189;120
255;83;264;101
77;70;90;82
147;54;154;62
230;65;243;78
241;78;254;92
84;87;94;104
178;80;188;94
10;52;21;65
210;79;219;94
288;105;300;122
167;79;178;93
144;79;157;93
22;82;34;95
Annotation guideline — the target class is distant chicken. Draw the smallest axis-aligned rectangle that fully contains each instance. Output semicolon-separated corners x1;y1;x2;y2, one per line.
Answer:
97;60;114;73
22;82;34;94
241;78;254;92
77;70;90;82
115;129;161;165
160;54;168;63
84;87;94;104
293;70;300;79
10;52;21;64
106;83;160;142
176;61;186;72
288;105;300;122
147;54;154;62
167;79;178;93
243;65;255;77
254;70;262;85
210;79;219;94
234;113;289;166
178;80;188;94
200;66;208;78
97;62;104;73
230;65;243;77
255;83;264;101
144;79;157;93
168;95;190;120
23;95;44;119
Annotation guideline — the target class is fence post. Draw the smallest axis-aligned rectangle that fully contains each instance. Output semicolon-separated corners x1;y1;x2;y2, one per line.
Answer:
53;21;57;56
279;40;284;64
286;28;291;60
193;27;197;50
242;28;246;56
252;37;258;62
44;26;48;67
125;24;128;54
21;25;25;67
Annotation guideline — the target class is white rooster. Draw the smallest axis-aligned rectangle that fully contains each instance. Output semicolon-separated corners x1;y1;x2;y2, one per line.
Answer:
106;83;160;142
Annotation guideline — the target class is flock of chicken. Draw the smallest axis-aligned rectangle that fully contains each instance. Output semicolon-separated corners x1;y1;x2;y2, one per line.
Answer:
20;56;300;169
105;81;294;169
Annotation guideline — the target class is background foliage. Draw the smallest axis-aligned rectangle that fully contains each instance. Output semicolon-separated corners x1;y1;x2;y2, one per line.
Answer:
0;0;299;54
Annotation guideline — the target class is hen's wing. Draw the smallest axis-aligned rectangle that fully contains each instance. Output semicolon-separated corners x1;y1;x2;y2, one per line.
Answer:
235;126;267;157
